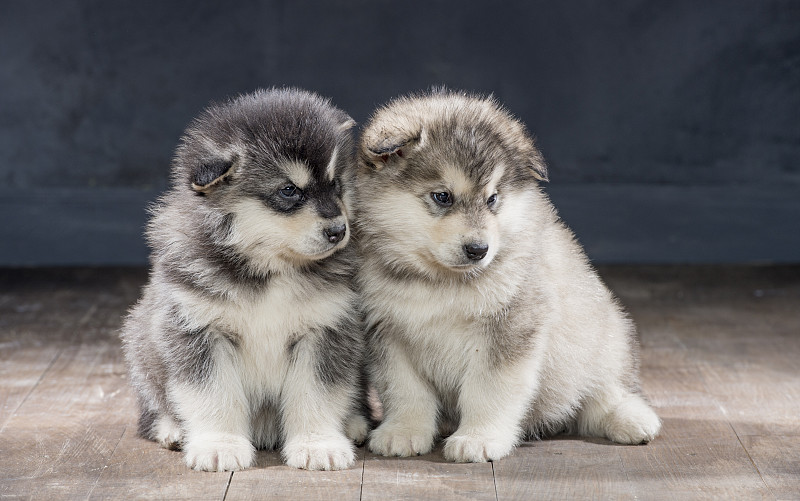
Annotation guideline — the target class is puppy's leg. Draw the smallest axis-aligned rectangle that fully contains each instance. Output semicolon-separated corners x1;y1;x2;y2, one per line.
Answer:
345;412;370;446
443;359;537;463
169;342;255;472
344;367;371;445
280;337;356;471
577;388;661;444
368;343;438;457
152;412;183;450
136;401;183;450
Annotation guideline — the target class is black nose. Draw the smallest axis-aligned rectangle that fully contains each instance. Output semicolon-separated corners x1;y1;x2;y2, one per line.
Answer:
463;242;489;261
324;224;347;244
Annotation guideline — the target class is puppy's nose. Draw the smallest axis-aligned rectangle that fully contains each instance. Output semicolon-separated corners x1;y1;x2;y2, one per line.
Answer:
463;242;489;261
324;224;347;244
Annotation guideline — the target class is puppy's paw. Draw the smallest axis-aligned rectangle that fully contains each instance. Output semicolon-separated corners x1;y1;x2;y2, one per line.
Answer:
154;414;183;450
443;431;515;463
283;433;355;471
183;434;255;471
605;397;662;445
368;422;434;457
345;413;370;446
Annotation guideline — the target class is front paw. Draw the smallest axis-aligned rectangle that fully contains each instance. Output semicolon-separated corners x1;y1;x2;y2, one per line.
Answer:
183;433;255;471
283;433;355;471
443;432;515;463
368;422;435;457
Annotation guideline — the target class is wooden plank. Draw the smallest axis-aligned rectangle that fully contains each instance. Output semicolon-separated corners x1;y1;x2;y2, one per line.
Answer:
677;305;800;438
89;425;232;501
0;345;61;431
360;447;496;501
2;336;229;501
493;438;636;500
225;448;365;501
0;268;120;430
619;428;772;500
699;358;800;438
741;435;800;501
0;269;151;500
0;341;129;499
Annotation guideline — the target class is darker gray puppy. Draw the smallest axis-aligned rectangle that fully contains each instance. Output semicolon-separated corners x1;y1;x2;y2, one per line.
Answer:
121;88;367;472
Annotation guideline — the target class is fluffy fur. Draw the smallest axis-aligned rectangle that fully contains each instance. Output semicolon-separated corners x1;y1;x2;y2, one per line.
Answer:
354;90;661;463
120;88;367;472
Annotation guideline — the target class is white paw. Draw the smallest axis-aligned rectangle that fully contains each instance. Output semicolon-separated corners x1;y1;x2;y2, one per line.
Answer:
345;413;370;445
283;433;355;471
443;431;515;463
183;434;255;471
154;414;183;450
605;397;662;444
368;422;434;457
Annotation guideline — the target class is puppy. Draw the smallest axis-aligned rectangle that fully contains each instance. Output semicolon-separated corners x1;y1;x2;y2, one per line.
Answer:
120;88;367;471
354;90;661;463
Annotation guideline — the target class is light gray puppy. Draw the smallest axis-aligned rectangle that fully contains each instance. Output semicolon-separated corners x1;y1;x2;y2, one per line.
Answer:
121;88;367;472
354;90;661;463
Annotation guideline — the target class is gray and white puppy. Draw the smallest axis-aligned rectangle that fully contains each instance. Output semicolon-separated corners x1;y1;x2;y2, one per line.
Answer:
354;90;661;463
121;88;367;472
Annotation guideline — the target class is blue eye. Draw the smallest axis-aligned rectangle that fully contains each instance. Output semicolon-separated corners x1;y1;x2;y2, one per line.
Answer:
487;194;497;207
280;184;299;198
431;192;453;207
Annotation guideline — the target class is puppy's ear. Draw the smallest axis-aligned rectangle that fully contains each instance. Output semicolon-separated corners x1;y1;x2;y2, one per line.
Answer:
362;128;424;170
190;157;236;193
339;117;356;132
527;145;548;182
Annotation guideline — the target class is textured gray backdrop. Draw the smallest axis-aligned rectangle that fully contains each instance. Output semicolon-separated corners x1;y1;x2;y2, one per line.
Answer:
2;0;798;265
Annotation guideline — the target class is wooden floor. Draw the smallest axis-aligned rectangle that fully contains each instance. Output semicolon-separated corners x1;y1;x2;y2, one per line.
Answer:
1;266;798;500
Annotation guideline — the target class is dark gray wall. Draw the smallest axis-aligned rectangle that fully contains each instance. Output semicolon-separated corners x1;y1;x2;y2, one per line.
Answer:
2;0;799;265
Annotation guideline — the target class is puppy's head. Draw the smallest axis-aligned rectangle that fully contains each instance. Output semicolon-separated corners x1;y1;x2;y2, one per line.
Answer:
356;90;547;278
173;88;356;272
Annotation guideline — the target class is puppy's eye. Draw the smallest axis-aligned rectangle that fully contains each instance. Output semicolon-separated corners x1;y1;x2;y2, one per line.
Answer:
431;191;453;207
279;184;300;199
487;194;498;207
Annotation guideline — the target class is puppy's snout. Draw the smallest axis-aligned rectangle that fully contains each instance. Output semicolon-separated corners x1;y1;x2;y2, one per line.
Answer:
464;242;489;261
324;224;347;244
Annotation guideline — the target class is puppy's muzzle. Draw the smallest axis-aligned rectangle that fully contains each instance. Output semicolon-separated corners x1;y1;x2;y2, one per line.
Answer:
463;242;489;261
324;224;347;244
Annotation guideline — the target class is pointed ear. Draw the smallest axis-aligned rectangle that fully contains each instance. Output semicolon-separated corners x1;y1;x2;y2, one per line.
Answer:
339;117;356;132
528;146;548;182
190;157;236;193
362;128;424;170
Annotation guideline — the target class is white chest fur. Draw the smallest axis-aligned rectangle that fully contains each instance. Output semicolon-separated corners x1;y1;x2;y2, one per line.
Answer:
364;272;510;390
173;273;355;396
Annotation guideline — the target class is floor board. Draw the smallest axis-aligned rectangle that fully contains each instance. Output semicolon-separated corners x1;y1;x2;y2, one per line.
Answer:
0;266;798;500
89;424;233;501
360;448;497;501
225;449;365;501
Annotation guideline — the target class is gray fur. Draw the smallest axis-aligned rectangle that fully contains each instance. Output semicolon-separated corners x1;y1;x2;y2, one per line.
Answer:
120;88;367;472
355;90;660;463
